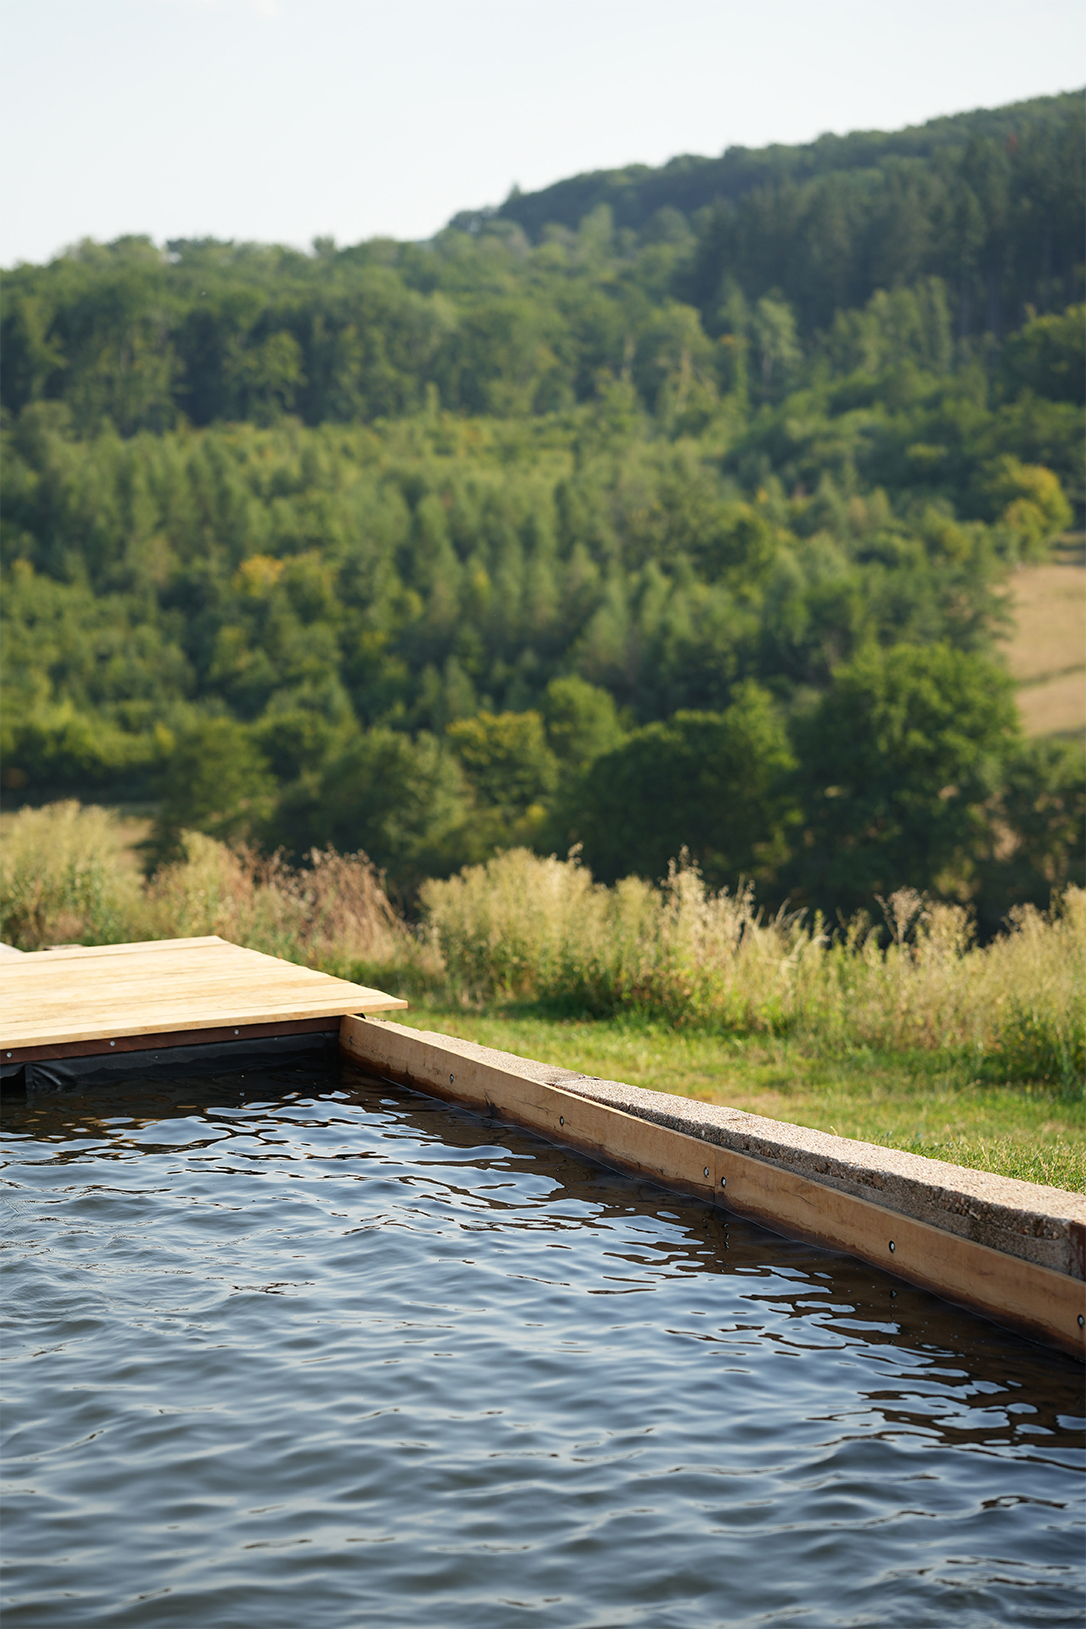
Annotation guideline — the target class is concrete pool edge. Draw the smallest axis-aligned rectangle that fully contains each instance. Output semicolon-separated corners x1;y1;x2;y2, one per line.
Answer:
340;1014;1086;1360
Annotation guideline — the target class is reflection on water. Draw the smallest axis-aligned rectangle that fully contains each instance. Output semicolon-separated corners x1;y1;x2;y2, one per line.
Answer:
2;1063;1083;1628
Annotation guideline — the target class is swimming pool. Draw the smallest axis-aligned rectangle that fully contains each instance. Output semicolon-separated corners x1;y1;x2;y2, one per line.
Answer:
3;1061;1083;1627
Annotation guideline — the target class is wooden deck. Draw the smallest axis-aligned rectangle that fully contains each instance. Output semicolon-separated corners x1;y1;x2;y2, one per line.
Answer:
0;935;406;1062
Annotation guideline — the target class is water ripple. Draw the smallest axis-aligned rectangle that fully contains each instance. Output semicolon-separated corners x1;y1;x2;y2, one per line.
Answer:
2;1064;1082;1628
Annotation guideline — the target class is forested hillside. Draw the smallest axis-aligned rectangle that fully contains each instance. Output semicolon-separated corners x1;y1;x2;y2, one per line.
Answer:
2;92;1083;928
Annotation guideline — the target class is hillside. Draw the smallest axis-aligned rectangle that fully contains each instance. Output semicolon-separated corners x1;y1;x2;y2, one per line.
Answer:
2;92;1083;434
484;89;1082;237
1;93;1083;931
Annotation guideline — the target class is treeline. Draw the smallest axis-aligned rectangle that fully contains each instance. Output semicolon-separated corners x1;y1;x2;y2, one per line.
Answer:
498;91;1085;338
1;94;1083;932
1;95;1082;438
2;335;1077;751
489;91;1081;240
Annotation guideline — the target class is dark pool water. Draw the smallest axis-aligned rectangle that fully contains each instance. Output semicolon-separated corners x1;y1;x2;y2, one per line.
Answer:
2;1062;1083;1628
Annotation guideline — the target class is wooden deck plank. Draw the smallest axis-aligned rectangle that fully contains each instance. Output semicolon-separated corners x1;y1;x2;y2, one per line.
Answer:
1;936;406;1051
2;960;381;997
2;950;370;989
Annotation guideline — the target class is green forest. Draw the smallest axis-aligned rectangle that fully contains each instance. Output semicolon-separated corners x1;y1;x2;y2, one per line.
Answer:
2;89;1083;930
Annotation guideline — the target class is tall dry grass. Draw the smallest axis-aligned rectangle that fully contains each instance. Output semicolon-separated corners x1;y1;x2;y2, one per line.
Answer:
420;849;1085;1090
0;803;418;985
142;833;411;980
0;801;144;949
2;805;1082;1091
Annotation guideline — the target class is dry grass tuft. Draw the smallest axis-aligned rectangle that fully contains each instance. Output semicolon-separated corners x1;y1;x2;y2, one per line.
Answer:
0;803;422;986
142;833;410;976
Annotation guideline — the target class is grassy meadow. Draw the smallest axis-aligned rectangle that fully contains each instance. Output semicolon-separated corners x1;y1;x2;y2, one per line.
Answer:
2;801;1081;1192
1004;534;1086;740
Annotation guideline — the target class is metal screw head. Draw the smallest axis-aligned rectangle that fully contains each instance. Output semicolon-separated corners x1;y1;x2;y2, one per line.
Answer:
1078;1315;1084;1328
449;1074;454;1084
559;1115;564;1126
720;1176;726;1189
110;1040;116;1047
888;1241;895;1253
704;1167;709;1178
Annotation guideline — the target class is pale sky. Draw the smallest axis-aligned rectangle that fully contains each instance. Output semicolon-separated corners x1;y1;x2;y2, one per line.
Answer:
2;0;1083;266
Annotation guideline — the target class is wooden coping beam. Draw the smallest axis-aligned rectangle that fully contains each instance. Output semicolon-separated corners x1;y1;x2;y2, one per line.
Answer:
340;1014;1086;1361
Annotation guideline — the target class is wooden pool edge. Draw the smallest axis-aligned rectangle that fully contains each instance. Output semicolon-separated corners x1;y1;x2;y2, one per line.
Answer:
340;1014;1086;1361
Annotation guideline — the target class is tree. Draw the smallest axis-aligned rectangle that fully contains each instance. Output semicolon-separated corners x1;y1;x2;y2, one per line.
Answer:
790;643;1020;914
446;710;558;818
542;676;625;777
749;296;801;399
1001;305;1086;405
223;329;306;424
975;736;1085;932
570;682;797;887
272;727;471;898
149;717;275;865
976;456;1073;558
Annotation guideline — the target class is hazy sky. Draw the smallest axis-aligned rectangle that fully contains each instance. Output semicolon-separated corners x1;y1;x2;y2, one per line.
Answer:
2;0;1083;266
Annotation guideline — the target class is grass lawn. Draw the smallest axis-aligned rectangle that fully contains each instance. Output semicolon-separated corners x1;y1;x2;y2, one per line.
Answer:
394;1003;1085;1194
1003;532;1085;740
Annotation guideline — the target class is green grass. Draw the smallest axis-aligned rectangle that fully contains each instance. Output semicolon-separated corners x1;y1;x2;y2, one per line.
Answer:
395;1003;1086;1194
